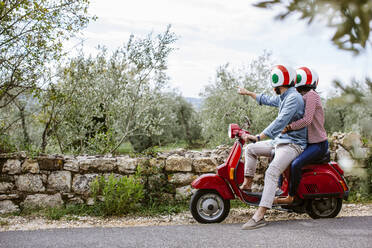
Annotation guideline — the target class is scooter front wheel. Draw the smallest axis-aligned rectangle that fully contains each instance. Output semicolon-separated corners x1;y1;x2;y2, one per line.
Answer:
190;189;230;224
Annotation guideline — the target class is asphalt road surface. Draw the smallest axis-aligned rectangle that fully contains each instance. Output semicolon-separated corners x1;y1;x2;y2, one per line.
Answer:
1;216;371;248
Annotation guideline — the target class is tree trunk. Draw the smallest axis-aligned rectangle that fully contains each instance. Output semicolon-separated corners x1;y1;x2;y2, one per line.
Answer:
19;105;30;148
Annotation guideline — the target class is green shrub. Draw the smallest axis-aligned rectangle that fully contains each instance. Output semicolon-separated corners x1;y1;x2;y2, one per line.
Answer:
90;171;144;216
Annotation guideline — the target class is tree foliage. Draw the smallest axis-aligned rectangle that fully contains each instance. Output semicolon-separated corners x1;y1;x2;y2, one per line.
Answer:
44;27;178;154
0;26;203;154
324;78;372;139
0;0;93;108
254;0;372;54
200;51;277;146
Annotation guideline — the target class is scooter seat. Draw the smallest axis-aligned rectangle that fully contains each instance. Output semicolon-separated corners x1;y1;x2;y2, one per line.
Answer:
305;151;330;165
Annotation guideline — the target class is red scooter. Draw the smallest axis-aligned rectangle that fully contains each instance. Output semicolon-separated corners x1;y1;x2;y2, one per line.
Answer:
190;123;349;223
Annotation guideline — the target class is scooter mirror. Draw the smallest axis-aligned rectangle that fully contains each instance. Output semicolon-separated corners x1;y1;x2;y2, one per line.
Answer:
243;116;251;129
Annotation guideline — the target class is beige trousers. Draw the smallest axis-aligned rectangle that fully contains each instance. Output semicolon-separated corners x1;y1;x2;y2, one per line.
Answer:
244;140;303;208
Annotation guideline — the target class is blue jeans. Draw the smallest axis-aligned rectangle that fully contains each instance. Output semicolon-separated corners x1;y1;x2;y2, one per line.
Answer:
288;140;329;196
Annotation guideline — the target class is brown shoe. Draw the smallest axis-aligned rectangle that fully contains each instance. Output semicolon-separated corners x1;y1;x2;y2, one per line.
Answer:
274;196;294;205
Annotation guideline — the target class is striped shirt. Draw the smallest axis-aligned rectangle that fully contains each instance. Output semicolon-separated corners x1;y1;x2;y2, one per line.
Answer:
289;90;327;144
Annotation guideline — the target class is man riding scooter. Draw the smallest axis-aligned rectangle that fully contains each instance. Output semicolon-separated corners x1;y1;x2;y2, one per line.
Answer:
237;65;307;230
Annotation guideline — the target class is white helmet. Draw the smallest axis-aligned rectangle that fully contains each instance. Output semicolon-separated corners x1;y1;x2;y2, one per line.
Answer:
295;67;319;89
270;65;296;88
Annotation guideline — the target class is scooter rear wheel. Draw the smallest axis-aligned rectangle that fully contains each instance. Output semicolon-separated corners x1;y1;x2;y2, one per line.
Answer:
306;197;342;219
190;189;230;224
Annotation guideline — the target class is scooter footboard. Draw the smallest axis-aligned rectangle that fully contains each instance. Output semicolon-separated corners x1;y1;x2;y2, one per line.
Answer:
191;174;235;200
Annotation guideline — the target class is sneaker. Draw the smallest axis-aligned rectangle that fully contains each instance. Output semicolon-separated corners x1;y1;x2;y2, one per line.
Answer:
241;218;267;230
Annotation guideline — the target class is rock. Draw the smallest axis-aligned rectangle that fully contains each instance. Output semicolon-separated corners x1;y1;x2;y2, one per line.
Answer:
193;157;217;173
149;158;165;170
330;151;336;161
259;157;270;167
175;185;195;201
160;193;174;202
0;200;19;214
148;174;166;190
0;174;15;183
170;148;187;156
253;174;264;186
211;146;230;163
16;174;45;192
0;182;14;193
72;174;99;195
336;147;355;173
351;147;370;160
2;159;22;174
79;158;116;172
165;155;192;172
41;174;48;184
37;156;63;170
64;159;79;172
102;173;124;180
62;193;75;199
86;197;95;206
0;194;19;200
21;159;40;173
168;173;197;185
48;171;72;192
201;150;212;157
341;132;363;150
117;157;138;174
22;193;63;209
0;151;26;159
185;151;203;159
251;183;264;192
68;197;84;205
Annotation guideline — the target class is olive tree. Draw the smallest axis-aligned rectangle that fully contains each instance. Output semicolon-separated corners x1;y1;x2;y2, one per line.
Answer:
0;0;94;152
200;51;277;146
0;0;93;107
40;27;178;154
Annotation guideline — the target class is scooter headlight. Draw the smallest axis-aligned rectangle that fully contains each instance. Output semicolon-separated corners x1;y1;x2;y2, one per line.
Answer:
228;124;240;139
228;124;232;138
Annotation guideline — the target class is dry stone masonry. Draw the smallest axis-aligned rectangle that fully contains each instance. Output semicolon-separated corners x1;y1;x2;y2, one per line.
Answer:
0;132;369;214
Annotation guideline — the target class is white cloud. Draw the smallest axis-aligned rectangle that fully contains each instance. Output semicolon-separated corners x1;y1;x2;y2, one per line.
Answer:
65;0;372;97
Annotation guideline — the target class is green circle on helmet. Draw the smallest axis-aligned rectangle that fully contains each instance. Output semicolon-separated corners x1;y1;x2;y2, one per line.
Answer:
296;74;302;84
272;74;279;84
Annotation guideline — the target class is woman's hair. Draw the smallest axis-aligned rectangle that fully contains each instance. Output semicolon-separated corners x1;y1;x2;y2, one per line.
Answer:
296;85;313;93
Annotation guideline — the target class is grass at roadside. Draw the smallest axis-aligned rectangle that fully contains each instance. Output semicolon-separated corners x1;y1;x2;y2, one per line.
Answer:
0;219;9;227
345;191;372;203
1;196;372;222
0;201;190;221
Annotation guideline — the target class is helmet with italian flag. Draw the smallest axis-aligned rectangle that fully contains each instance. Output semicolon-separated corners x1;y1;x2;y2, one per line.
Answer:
295;67;319;89
270;65;296;88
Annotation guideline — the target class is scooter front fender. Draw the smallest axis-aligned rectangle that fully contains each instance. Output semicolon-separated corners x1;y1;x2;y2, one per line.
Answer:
191;174;235;200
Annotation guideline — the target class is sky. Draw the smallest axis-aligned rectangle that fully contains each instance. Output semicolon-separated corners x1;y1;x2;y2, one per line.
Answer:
67;0;372;98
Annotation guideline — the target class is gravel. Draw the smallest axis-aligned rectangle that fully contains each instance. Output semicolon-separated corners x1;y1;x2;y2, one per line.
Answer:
1;203;371;232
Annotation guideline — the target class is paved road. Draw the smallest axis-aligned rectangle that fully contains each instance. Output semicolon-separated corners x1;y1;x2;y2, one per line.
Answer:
1;216;371;248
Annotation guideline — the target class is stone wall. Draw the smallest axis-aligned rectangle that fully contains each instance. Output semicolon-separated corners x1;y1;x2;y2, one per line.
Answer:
0;146;232;214
0;132;369;214
329;132;370;192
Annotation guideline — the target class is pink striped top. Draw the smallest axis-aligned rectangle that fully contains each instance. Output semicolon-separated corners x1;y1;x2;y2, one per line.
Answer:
289;90;327;144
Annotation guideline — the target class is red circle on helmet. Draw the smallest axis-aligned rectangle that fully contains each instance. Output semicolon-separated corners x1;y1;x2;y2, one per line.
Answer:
300;67;313;85
277;65;290;85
